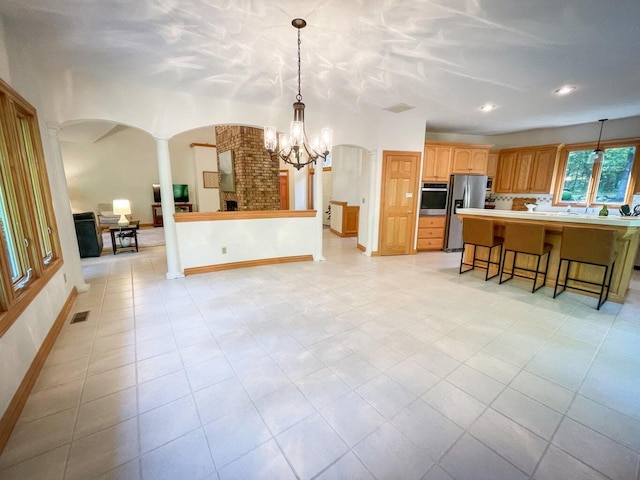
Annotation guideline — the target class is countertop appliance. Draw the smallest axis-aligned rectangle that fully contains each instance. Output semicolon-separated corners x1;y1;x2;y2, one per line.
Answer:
420;182;448;216
443;174;488;251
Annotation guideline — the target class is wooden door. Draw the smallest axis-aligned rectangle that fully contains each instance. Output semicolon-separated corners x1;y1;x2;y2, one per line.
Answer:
495;151;517;192
423;145;452;181
486;152;499;177
529;148;557;193
279;170;289;209
513;151;534;192
451;148;471;173
470;149;488;174
379;151;420;256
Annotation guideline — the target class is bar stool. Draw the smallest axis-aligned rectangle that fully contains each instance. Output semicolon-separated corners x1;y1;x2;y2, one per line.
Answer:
499;222;553;292
553;226;617;310
459;217;503;281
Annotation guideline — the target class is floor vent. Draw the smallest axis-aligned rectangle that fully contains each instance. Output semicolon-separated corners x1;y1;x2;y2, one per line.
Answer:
70;311;90;324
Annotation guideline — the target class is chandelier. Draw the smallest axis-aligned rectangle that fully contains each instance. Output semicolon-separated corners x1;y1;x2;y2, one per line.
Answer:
264;18;333;170
591;118;608;164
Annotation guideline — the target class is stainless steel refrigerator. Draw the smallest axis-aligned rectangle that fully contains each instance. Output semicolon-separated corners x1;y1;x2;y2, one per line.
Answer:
443;174;488;251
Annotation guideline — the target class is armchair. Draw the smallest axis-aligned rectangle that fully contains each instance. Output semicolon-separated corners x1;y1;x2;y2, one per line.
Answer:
73;212;104;257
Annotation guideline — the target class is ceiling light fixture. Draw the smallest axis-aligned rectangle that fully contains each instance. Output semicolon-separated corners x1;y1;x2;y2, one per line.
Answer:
554;85;576;96
264;18;333;170
591;118;608;164
479;104;495;113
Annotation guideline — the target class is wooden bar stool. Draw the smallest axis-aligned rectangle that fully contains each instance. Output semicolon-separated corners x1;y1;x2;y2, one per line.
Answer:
499;222;553;292
459;217;503;281
553;226;617;310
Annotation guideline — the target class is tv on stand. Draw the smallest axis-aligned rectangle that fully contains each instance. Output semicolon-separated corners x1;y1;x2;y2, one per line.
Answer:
152;183;189;204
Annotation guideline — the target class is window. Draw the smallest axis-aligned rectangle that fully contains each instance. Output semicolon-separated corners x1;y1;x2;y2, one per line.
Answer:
0;78;61;336
555;140;639;206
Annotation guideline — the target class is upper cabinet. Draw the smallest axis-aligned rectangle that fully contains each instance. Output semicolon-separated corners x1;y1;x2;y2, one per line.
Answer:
423;145;452;181
494;145;560;193
424;142;492;181
451;148;490;174
486;152;499;178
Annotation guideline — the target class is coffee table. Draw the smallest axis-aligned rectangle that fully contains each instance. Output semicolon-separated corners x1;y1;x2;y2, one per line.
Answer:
109;221;139;255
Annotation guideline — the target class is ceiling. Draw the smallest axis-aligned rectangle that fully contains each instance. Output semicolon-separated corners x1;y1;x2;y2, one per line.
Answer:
1;0;639;135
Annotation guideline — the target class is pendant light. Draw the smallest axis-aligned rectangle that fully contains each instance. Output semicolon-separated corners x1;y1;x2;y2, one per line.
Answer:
591;118;608;164
264;19;333;170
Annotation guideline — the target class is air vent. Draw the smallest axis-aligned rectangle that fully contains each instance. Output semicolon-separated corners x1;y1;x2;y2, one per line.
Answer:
382;103;416;113
70;311;90;324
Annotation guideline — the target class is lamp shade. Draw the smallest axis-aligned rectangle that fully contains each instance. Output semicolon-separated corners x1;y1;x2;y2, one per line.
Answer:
113;199;131;226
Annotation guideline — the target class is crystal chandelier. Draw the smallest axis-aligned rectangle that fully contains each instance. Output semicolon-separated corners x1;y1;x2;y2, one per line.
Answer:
591;118;608;164
264;18;333;170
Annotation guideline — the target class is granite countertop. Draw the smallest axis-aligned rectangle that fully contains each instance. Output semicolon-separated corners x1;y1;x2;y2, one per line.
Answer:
456;208;640;227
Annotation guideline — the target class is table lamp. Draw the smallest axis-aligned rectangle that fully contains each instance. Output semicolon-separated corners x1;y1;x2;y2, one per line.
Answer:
113;199;131;227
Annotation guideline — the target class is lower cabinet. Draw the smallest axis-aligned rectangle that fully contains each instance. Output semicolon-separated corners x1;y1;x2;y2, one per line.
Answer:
417;216;446;251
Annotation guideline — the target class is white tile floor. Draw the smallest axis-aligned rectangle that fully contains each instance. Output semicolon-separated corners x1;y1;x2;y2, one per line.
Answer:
1;230;640;480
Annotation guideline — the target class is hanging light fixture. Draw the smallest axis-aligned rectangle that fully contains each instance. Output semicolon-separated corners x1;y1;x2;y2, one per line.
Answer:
264;18;333;170
591;118;608;164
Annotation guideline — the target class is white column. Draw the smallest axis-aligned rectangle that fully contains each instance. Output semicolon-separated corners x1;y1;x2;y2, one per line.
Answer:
365;150;379;256
47;124;90;292
155;136;184;279
313;162;325;261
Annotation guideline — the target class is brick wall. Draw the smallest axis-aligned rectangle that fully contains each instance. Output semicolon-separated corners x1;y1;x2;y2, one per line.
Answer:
214;125;280;211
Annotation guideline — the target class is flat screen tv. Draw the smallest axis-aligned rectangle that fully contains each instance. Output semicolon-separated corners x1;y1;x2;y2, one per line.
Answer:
152;184;189;204
152;184;161;203
173;184;189;203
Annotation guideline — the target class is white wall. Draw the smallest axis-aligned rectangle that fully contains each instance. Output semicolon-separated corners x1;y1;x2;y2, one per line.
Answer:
176;216;316;269
61;127;158;223
332;145;363;206
193;145;220;212
0;18;84;420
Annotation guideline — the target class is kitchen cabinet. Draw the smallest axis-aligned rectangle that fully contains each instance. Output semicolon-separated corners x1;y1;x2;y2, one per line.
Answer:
451;148;489;174
486;152;499;178
423;145;452;181
417;216;446;251
494;145;559;193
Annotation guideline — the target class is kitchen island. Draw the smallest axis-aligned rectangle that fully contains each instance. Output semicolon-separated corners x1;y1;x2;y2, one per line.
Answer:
456;208;640;303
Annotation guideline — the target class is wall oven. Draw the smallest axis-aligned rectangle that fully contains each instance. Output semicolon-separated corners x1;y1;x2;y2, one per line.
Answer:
420;182;448;216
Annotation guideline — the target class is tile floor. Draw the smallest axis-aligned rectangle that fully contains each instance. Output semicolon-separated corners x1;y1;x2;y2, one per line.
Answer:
1;231;639;480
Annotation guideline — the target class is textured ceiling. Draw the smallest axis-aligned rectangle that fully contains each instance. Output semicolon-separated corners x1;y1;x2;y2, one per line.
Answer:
1;0;639;135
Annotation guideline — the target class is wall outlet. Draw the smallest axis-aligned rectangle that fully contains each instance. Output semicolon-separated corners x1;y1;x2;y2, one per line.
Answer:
222;247;227;254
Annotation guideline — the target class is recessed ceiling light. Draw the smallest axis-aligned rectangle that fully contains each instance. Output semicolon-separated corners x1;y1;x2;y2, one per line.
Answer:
554;85;576;96
479;104;496;113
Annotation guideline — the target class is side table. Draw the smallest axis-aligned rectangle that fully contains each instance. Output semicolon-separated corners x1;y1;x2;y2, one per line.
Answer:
109;221;140;255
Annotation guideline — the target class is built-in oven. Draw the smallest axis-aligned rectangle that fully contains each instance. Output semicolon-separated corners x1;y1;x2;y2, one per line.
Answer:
420;182;448;216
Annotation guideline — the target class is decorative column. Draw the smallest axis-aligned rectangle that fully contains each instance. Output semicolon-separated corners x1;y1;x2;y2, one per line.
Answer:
313;163;325;261
154;136;184;279
365;150;378;256
47;124;90;292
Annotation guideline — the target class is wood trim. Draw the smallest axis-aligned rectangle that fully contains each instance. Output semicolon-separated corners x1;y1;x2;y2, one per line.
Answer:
184;255;313;275
189;143;216;148
329;200;347;206
174;210;317;222
0;286;78;454
330;228;342;237
425;141;494;149
357;243;366;252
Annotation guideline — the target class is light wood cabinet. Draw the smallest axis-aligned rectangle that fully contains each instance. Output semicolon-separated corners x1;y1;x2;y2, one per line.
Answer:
417;216;446;251
451;148;489;174
423;145;452;181
529;148;557;193
494;145;560;193
486;152;498;178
